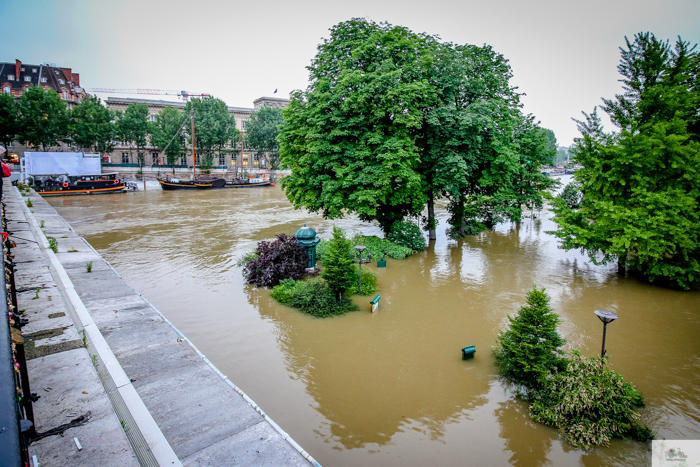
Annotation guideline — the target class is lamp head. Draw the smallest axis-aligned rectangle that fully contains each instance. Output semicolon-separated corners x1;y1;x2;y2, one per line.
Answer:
355;245;367;253
594;310;618;324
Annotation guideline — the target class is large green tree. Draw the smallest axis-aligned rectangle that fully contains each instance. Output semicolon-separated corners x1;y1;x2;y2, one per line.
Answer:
116;103;150;168
245;106;284;178
69;95;116;154
279;19;436;234
184;96;239;169
17;86;70;151
0;93;20;154
151;106;187;172
550;33;700;289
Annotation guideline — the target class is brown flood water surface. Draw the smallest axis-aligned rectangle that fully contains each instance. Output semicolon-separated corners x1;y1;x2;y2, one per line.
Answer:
48;178;700;466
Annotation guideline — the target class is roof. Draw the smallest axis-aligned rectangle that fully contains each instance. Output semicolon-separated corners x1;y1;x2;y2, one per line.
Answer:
0;61;84;98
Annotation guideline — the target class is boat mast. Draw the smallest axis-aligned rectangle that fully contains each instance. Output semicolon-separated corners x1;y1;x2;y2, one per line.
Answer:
190;104;196;180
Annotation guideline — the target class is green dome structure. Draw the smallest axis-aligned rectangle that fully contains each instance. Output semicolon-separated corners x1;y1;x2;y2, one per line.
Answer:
293;224;321;268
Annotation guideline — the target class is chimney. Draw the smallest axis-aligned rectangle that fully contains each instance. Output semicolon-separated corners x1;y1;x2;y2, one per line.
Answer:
15;59;21;80
61;68;72;83
73;73;80;87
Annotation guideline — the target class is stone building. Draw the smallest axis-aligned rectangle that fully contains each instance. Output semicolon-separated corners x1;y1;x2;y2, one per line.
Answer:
1;60;88;160
105;96;290;171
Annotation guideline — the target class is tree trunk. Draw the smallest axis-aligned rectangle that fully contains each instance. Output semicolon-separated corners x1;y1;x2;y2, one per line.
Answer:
427;194;436;241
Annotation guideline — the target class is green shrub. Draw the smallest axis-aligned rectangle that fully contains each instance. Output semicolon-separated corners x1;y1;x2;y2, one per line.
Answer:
320;227;356;300
529;351;653;449
26;198;33;207
317;235;413;262
271;278;359;317
448;220;487;238
351;268;377;296
387;220;426;252
494;286;566;387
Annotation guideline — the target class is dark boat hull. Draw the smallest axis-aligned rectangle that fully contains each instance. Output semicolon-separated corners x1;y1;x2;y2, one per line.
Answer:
37;183;126;196
158;179;271;190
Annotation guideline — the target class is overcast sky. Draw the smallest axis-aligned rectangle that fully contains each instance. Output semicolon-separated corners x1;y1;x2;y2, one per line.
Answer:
2;0;698;145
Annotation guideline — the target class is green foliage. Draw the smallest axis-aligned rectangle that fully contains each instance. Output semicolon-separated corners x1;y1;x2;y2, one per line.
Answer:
320;227;357;299
17;86;70;151
448;220;487;238
270;278;359;317
116;104;150;167
387;220;426;252
550;33;700;289
86;261;93;272
279;19;433;234
184;96;239;168
494;286;566;387
557;181;582;210
69;95;116;154
151;106;186;169
47;236;58;253
280;19;554;236
245;106;284;171
529;351;653;449
26;198;32;207
317;235;413;262
235;249;258;267
0;92;20;151
351;268;377;296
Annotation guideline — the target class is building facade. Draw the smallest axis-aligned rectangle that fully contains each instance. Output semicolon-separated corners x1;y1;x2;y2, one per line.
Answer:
0;59;86;108
104;96;290;172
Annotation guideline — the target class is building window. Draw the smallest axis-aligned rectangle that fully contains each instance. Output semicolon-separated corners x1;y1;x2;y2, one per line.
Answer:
231;153;237;164
63;91;68;99
219;155;225;166
41;77;47;83
32;68;37;73
179;157;186;166
241;120;246;130
253;154;260;166
242;154;249;166
121;153;130;164
67;142;72;148
152;152;159;165
195;155;201;165
150;115;156;122
24;76;31;82
58;79;65;84
7;75;14;81
8;141;13;147
3;86;9;94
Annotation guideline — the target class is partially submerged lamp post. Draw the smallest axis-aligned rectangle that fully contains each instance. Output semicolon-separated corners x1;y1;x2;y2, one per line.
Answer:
293;224;320;269
354;245;372;293
594;309;619;359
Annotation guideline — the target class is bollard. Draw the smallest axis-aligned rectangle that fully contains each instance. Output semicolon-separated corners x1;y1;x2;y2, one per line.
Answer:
461;346;476;360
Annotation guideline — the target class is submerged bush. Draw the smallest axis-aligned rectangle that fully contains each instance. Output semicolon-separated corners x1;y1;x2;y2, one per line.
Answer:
351;268;377;296
271;278;359;317
317;235;413;262
242;234;308;287
529;351;653;449
387;220;425;252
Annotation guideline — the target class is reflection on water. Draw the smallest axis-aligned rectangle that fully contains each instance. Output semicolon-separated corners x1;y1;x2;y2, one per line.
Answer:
48;177;700;466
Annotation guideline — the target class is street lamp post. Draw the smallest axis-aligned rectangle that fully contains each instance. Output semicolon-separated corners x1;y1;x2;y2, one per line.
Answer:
354;245;371;293
594;310;619;359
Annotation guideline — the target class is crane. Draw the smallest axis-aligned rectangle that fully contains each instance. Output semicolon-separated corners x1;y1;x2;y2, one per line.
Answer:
85;88;211;101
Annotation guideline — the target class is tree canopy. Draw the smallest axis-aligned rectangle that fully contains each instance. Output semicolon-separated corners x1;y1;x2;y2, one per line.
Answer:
184;96;239;169
69;95;116;154
116;103;150;166
550;33;700;289
0;93;20;153
151;106;187;170
245;106;284;171
279;18;554;236
16;86;70;151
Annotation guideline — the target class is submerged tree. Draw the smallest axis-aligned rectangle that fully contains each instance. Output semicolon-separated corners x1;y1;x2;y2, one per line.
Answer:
494;286;566;387
550;33;700;289
320;226;357;300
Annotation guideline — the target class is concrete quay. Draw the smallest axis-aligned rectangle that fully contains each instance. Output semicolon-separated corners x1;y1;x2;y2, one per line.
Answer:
5;183;319;467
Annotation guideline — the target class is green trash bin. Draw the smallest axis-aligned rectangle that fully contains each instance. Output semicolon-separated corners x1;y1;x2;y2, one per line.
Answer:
461;346;476;360
377;258;387;267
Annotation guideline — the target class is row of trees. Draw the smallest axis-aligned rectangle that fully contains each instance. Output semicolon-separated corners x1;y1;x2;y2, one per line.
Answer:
550;33;700;289
279;19;556;238
0;85;286;173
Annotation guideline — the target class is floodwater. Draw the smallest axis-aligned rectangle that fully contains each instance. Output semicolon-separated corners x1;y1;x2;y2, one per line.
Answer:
47;176;700;466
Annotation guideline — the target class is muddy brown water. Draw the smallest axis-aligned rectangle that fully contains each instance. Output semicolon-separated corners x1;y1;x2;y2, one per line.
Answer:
47;177;700;466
